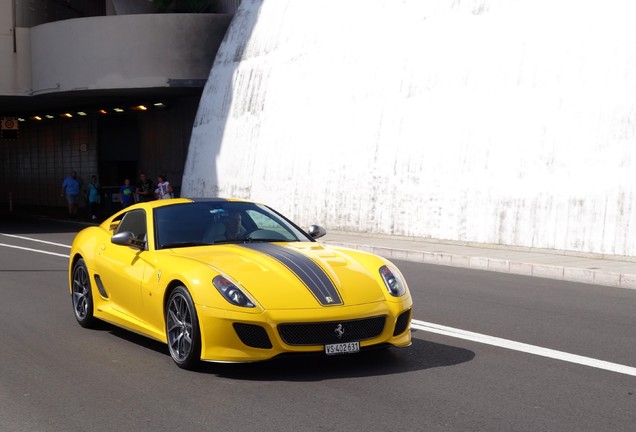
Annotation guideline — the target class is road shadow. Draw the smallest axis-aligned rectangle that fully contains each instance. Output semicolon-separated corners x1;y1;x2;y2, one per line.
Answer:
203;337;475;381
0;211;89;234
100;323;474;380
92;322;171;357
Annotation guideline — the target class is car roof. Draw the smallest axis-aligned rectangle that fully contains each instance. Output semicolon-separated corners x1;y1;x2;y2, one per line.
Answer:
187;197;230;202
187;197;255;204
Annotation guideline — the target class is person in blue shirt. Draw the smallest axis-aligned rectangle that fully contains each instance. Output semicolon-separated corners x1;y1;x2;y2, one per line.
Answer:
87;175;101;220
61;171;82;218
119;178;136;208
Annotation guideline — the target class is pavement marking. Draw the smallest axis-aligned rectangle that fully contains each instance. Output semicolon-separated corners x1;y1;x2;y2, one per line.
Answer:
0;233;71;249
412;319;636;377
0;243;70;258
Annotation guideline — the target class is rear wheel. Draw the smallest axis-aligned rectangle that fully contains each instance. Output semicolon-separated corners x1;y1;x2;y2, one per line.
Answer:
166;286;201;369
71;258;97;328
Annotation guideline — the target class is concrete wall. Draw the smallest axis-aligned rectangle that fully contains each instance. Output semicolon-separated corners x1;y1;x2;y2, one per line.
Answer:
110;0;240;15
30;13;231;94
183;0;636;257
0;0;31;96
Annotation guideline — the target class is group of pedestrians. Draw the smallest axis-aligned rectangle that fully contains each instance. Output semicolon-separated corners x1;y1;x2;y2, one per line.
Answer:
119;173;174;208
60;170;175;221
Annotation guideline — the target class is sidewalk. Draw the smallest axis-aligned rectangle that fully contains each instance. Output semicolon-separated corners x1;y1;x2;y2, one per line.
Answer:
321;231;636;290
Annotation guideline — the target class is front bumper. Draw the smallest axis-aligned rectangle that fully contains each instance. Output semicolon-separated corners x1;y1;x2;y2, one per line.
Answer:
196;297;413;362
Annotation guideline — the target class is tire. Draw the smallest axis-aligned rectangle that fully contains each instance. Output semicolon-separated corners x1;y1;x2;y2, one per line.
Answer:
71;258;97;328
166;286;202;370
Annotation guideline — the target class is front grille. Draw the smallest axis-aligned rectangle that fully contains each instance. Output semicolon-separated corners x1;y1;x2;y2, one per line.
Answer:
393;309;411;336
233;323;273;349
278;316;386;346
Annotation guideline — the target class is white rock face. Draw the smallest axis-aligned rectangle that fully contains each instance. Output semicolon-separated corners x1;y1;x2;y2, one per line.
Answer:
183;0;636;256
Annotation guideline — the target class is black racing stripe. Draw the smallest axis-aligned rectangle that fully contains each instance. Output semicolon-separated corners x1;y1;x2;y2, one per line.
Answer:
241;243;342;306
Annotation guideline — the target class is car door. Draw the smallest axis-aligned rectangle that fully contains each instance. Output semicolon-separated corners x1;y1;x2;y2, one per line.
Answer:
96;209;148;322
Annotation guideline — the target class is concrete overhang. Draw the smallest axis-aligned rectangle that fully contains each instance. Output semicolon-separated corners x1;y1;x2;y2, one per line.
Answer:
2;13;231;115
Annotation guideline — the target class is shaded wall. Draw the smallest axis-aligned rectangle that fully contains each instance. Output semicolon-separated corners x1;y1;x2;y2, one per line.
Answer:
2;119;98;207
2;101;197;211
183;0;636;256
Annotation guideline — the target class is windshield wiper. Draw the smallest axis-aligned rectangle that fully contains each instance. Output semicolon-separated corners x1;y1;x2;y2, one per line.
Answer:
210;238;293;245
161;241;211;249
244;238;290;243
210;239;243;245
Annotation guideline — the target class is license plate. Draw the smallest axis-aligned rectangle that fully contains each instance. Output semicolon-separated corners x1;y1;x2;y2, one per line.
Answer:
325;341;360;355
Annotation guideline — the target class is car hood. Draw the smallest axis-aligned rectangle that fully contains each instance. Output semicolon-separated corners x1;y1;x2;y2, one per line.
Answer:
172;242;388;309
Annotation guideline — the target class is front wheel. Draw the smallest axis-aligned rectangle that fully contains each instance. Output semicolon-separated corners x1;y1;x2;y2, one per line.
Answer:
166;286;202;369
71;258;97;328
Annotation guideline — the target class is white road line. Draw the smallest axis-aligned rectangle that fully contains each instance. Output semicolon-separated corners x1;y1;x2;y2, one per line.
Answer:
412;319;636;377
0;243;70;258
0;233;71;248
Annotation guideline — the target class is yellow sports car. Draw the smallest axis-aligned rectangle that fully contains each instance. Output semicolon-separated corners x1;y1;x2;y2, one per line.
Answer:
69;198;412;369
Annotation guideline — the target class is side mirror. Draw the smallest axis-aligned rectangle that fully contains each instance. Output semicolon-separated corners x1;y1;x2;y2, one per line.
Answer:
308;225;327;239
111;231;145;249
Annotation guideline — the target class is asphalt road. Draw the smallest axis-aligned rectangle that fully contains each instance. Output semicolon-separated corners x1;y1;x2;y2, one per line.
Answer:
1;217;635;432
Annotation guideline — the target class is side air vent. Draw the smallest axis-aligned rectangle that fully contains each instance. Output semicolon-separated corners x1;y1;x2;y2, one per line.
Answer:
393;309;411;336
94;275;108;299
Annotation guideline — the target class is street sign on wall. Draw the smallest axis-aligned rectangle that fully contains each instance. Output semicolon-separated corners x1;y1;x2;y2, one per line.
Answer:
1;117;19;140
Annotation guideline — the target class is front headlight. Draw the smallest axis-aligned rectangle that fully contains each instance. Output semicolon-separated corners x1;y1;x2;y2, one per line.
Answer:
213;275;255;308
379;265;407;297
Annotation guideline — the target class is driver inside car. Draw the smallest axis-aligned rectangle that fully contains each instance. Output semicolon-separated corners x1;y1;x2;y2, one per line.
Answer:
224;211;246;240
203;211;247;243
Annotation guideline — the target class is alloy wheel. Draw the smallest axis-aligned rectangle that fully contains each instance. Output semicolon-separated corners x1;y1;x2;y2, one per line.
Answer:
167;292;194;363
72;263;90;320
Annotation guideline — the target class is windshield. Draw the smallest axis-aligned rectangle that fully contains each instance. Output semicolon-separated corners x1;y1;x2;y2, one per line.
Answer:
154;201;312;249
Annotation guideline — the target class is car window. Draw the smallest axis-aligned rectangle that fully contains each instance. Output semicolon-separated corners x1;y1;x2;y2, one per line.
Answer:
154;201;311;248
245;209;297;241
115;209;147;241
